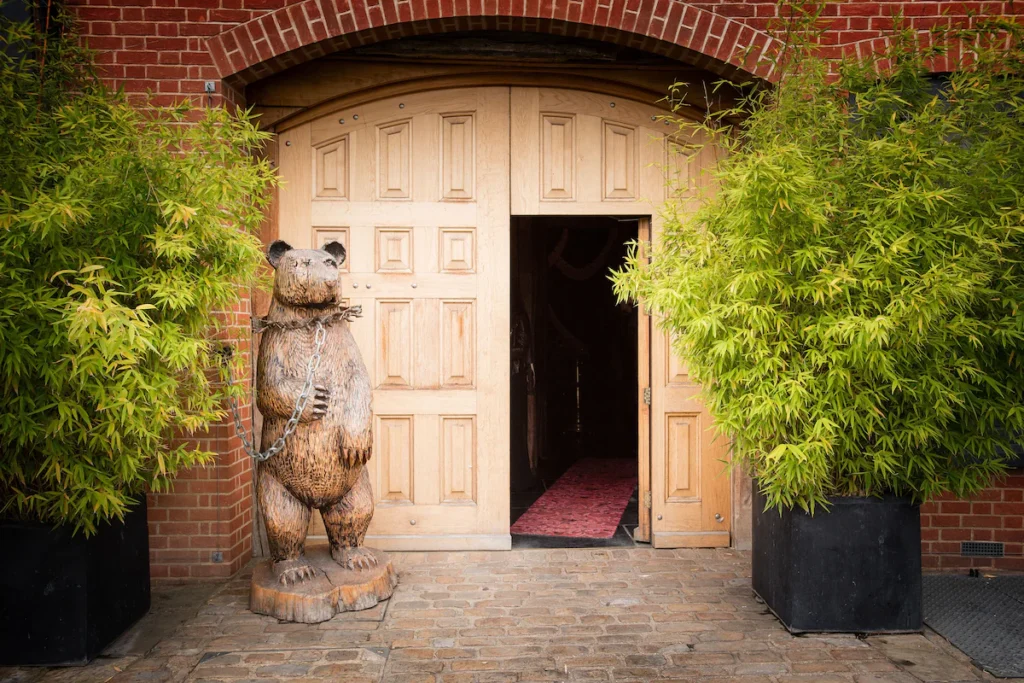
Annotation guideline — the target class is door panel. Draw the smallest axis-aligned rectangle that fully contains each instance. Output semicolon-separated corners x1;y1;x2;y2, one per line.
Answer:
277;87;511;551
512;88;667;215
510;87;731;548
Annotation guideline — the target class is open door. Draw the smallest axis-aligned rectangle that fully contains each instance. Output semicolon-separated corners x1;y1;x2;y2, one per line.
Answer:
637;216;733;547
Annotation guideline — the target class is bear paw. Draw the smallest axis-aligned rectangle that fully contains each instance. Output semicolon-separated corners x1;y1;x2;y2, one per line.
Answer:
342;446;372;467
300;385;331;422
332;547;378;571
272;558;319;585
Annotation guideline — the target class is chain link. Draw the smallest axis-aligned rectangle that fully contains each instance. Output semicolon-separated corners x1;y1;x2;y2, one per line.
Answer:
224;317;332;462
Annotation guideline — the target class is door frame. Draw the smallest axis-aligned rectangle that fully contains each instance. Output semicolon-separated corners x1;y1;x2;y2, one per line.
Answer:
636;218;652;544
508;215;653;545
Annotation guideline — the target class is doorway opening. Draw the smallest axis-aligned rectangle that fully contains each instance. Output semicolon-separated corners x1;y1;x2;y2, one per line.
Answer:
509;216;640;548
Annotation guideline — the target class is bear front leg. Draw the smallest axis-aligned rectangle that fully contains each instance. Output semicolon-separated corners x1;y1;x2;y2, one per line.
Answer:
257;378;331;422
257;464;317;585
321;468;377;570
339;359;373;466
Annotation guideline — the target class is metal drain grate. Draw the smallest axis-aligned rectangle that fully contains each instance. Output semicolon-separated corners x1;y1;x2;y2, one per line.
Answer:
961;541;1005;557
924;575;1024;678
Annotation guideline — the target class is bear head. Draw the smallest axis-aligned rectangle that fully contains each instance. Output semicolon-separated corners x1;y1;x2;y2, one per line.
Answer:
267;240;347;308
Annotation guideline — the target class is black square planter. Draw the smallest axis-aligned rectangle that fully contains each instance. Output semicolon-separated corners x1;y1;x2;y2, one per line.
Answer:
752;488;922;633
0;502;151;666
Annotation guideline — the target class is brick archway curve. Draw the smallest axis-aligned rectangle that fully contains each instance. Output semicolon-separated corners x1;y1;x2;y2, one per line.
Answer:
206;0;780;88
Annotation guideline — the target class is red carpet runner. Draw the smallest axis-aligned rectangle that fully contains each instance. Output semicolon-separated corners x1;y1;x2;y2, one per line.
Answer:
511;458;637;538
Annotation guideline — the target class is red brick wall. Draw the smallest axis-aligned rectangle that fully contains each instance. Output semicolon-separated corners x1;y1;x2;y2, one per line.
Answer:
146;296;255;581
64;0;1021;579
71;1;1024;102
921;473;1024;573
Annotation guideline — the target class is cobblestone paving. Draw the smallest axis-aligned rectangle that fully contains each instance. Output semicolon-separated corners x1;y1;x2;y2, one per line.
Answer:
3;548;1016;683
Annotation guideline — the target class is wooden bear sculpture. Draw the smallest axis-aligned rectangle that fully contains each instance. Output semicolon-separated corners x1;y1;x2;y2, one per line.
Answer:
250;240;396;623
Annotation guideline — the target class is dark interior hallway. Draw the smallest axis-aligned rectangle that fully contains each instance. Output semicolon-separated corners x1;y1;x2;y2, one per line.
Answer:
509;216;639;548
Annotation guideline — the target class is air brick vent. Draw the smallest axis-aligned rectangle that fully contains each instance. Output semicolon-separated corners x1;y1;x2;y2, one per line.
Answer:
961;542;1005;558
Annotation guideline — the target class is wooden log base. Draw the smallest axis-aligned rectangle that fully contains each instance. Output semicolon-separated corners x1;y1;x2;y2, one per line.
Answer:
250;545;397;623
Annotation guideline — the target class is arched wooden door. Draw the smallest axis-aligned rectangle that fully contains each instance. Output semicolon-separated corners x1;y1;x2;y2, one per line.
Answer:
275;84;730;551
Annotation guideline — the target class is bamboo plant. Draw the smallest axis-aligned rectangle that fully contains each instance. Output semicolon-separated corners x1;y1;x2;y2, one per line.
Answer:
613;11;1024;512
0;16;278;534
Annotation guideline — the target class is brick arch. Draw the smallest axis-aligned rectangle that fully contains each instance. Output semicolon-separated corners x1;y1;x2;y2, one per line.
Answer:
206;0;780;87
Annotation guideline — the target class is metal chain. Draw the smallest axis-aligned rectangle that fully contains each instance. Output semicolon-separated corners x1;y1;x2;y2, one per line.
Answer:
224;320;328;462
251;305;361;334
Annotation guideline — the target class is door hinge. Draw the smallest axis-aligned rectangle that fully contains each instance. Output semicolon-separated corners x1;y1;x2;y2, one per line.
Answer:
643;387;652;405
643;491;652;509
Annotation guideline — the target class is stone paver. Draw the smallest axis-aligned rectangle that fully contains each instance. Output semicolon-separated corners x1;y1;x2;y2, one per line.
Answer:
2;548;1018;683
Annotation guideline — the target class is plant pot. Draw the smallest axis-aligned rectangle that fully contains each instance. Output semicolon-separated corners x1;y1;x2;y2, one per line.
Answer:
0;501;151;666
751;487;922;633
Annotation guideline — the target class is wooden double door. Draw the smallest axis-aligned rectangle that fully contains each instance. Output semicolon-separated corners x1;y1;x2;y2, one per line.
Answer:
275;85;730;550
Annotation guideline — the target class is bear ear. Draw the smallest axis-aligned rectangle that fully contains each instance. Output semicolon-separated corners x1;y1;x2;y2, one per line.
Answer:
322;240;347;265
267;240;292;269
